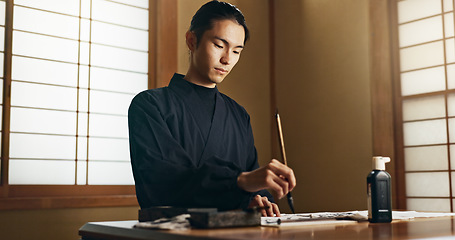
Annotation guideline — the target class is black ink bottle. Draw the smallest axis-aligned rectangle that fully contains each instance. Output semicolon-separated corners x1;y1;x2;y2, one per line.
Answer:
367;156;392;223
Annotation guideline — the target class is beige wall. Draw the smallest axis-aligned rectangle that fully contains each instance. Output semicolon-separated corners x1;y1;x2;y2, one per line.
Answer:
2;1;374;239
274;0;372;212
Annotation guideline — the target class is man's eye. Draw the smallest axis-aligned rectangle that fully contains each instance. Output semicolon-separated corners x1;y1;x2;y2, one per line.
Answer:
233;50;240;54
214;43;223;48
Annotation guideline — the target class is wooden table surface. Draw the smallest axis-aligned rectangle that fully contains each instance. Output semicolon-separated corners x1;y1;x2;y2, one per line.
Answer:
79;216;455;240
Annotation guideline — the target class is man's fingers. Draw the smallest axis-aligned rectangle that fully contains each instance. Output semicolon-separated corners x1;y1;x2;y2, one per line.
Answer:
273;176;289;198
261;197;273;217
269;159;296;191
249;195;280;217
272;203;281;217
269;160;295;181
255;195;267;216
259;196;277;217
266;173;290;199
237;159;297;197
265;176;285;199
287;168;297;191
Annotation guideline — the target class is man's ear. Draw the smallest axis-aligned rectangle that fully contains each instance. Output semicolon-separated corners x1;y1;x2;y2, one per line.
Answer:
186;31;197;51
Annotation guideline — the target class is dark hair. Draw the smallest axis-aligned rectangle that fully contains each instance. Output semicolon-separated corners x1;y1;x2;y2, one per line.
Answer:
189;0;249;46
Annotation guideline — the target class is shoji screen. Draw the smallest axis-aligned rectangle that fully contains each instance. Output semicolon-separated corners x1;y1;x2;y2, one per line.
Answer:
397;0;455;211
8;0;148;185
0;0;3;176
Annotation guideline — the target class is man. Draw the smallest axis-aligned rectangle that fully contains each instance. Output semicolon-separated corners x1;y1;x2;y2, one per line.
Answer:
128;0;296;217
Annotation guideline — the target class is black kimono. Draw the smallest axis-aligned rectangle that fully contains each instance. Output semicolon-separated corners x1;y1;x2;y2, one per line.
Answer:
128;73;271;211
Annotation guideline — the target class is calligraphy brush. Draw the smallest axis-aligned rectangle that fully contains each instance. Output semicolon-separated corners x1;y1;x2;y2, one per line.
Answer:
275;109;295;214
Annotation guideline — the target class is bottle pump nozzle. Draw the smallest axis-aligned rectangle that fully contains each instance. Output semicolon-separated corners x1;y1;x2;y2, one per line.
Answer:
372;156;391;170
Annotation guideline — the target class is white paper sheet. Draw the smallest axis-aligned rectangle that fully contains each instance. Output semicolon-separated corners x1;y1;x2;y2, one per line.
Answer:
261;210;455;226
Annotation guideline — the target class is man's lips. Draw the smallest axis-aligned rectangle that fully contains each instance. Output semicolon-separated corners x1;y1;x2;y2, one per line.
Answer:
215;67;228;74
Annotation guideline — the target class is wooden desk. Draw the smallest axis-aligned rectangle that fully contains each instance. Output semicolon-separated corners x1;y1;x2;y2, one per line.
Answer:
79;217;455;240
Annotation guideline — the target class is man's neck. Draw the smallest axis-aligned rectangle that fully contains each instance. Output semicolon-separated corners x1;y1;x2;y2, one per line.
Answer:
184;71;217;88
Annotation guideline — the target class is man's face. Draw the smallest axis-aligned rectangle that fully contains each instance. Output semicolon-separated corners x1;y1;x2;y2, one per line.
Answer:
188;19;245;87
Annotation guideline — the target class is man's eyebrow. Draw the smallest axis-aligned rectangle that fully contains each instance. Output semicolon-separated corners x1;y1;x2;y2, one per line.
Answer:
214;36;244;48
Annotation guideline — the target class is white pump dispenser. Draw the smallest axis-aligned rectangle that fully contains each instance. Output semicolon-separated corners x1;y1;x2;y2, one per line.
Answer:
372;156;391;170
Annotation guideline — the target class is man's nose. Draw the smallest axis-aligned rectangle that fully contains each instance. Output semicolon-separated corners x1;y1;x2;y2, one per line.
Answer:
220;51;230;65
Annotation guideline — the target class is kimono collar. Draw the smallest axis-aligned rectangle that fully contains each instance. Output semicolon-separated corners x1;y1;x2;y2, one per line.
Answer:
168;73;227;165
168;73;219;96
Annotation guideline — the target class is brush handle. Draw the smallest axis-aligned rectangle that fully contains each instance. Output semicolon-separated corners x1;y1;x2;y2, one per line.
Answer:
275;112;287;166
276;110;295;214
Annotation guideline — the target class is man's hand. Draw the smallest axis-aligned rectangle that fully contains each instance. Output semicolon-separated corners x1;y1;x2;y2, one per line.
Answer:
237;159;296;199
249;194;281;217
